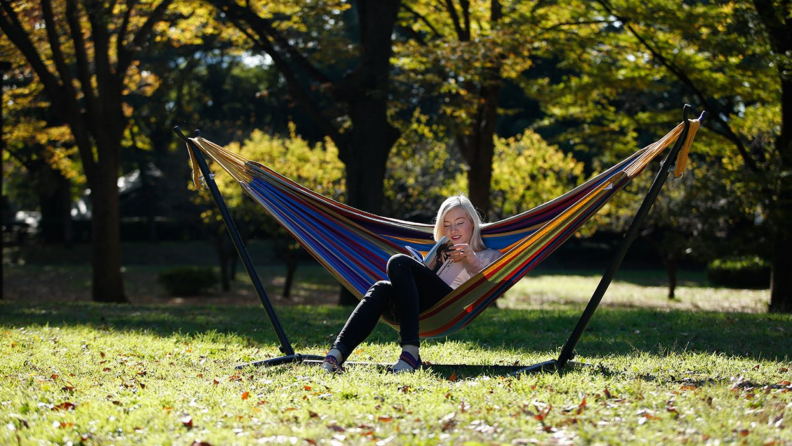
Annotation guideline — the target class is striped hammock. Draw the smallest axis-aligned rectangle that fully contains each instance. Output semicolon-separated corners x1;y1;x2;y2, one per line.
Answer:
186;119;700;338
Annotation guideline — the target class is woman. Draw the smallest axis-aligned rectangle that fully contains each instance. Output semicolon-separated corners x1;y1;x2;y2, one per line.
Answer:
323;195;502;373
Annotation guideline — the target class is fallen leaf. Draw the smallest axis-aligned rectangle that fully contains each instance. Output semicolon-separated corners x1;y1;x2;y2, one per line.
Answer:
377;416;393;422
448;371;457;382
52;402;76;411
190;441;212;446
181;416;193;429
328;424;345;433
439;412;456;431
241;392;250;400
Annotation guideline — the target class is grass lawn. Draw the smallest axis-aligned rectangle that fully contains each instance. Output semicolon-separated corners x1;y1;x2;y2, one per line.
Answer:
2;282;791;445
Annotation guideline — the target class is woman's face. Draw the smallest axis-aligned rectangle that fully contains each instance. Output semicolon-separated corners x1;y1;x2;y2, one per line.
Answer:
442;207;473;246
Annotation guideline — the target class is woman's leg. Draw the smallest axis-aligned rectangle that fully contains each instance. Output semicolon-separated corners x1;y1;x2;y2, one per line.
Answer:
330;280;394;361
386;254;453;370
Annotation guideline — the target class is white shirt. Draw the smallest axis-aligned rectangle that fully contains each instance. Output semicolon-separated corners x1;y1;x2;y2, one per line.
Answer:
448;248;503;289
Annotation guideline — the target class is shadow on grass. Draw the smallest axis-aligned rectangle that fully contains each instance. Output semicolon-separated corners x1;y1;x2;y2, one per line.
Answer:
2;301;790;372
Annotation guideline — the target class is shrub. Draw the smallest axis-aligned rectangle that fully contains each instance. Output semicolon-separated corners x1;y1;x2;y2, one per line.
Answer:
706;256;771;289
157;267;217;296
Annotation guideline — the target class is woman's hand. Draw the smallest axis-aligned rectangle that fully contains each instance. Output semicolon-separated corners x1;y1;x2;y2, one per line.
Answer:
449;244;479;267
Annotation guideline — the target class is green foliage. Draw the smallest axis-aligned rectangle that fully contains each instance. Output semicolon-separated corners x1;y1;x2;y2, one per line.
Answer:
193;123;345;236
157;267;217;296
384;111;583;222
490;129;584;220
393;0;559;130
707;256;771;290
526;0;787;275
384;110;466;220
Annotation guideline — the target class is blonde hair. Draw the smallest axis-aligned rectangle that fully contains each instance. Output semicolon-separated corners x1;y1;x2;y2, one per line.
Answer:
433;195;486;251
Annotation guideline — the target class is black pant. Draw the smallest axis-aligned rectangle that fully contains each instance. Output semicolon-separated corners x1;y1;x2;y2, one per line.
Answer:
331;254;453;360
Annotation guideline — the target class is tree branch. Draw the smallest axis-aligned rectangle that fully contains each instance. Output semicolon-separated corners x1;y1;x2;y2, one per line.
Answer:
219;1;343;148
65;0;98;128
85;1;115;124
460;0;471;39
213;0;332;86
118;0;172;76
41;0;77;101
542;19;616;32
0;1;97;177
400;3;441;38
443;0;467;41
0;3;61;100
116;0;137;64
398;23;428;46
596;0;760;173
751;0;792;54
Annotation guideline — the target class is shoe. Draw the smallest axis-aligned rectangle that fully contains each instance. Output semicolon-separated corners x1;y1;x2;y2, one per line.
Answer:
391;351;421;373
322;354;345;373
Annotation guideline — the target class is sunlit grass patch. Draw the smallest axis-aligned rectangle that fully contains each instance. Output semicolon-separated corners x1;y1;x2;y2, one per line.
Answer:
2;300;791;445
502;270;769;313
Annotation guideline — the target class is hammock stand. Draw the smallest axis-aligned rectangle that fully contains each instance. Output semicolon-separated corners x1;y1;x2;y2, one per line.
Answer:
174;105;706;375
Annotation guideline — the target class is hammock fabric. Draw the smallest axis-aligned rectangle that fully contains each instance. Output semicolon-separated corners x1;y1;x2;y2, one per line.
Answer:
186;120;700;339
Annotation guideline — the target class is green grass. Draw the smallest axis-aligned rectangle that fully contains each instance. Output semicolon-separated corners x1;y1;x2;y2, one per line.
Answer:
502;269;770;313
2;298;791;445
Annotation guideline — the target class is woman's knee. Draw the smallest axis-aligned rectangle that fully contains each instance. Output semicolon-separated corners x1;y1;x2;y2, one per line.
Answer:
386;254;413;275
364;280;393;302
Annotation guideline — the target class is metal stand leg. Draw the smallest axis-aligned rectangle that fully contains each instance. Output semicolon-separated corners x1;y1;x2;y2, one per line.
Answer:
174;127;323;369
512;105;707;375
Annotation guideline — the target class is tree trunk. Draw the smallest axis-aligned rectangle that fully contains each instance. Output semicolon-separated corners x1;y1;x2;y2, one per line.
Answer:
214;233;234;292
283;245;299;299
36;162;73;245
768;167;792;312
460;76;501;220
665;252;677;300
135;154;158;243
458;0;503;220
752;0;792;312
89;167;127;303
769;232;792;312
336;0;402;305
768;70;792;311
